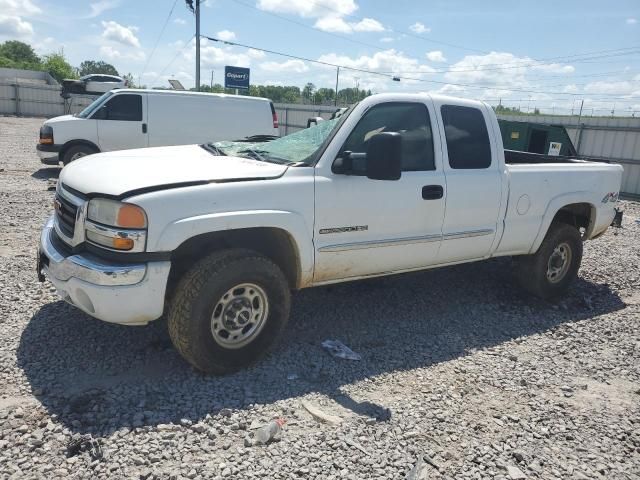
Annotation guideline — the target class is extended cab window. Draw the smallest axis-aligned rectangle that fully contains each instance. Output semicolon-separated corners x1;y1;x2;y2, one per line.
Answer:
342;102;435;172
441;105;491;169
95;94;142;121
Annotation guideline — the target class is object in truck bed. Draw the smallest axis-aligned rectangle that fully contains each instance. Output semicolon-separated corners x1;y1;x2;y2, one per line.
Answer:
498;119;577;157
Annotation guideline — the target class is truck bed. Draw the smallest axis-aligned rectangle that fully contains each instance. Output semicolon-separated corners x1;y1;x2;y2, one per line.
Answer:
504;149;609;165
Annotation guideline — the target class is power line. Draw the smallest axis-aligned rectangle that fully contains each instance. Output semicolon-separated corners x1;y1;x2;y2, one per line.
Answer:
158;34;194;78
140;0;180;82
203;36;638;98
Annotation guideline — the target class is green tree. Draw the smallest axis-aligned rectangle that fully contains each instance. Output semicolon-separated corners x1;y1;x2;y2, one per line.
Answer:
78;60;119;76
0;40;40;67
42;52;76;83
302;82;315;103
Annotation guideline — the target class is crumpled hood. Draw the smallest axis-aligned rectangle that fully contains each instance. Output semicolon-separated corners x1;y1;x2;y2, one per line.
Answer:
60;144;288;197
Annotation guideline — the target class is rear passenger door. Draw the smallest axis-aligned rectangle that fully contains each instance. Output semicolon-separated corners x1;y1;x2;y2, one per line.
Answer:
94;93;148;151
435;102;504;263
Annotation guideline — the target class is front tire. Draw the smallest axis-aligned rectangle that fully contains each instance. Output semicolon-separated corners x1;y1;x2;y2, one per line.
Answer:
515;222;583;300
168;249;291;374
62;144;96;165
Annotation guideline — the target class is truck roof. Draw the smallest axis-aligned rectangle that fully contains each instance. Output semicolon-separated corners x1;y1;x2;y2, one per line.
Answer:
364;92;489;109
109;88;272;103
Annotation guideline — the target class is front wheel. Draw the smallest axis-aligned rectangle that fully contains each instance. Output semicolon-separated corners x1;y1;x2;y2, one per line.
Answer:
515;222;583;300
62;144;96;165
168;249;291;374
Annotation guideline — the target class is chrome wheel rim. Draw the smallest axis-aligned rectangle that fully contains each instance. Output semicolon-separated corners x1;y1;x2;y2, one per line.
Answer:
210;283;269;349
546;242;572;284
70;151;87;161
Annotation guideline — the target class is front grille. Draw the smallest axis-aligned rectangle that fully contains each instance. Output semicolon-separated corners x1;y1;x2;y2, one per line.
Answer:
55;193;78;238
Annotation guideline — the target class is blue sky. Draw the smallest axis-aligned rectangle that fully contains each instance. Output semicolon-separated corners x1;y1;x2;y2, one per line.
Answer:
1;0;639;115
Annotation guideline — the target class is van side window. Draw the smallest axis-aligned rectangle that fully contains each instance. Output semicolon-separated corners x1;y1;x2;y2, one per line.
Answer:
441;105;491;169
100;94;142;121
341;102;435;172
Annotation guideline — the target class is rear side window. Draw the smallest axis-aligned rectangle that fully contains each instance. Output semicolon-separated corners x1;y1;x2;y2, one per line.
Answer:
441;105;491;169
100;94;142;121
342;102;435;171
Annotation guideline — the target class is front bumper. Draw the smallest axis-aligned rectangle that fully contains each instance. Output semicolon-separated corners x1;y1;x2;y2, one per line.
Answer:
38;216;171;325
36;143;61;164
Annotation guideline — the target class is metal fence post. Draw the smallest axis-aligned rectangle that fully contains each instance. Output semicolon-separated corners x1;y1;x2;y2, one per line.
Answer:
284;107;288;136
14;83;20;116
575;123;585;154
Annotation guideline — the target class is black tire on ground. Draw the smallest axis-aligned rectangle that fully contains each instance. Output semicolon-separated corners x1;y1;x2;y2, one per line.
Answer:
62;144;96;165
515;222;583;300
167;249;291;374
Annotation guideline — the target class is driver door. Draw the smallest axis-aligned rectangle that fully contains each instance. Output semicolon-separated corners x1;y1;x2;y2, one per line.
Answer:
313;101;446;283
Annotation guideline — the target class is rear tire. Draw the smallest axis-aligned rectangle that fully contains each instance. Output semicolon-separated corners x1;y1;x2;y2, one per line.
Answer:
62;144;96;165
515;222;583;300
168;249;291;374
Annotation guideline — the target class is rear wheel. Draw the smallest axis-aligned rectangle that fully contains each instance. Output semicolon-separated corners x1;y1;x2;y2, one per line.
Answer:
62;144;96;165
515;222;583;300
168;249;291;374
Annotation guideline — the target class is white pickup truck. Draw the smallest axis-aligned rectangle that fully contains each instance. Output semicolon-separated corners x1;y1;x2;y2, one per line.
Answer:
38;93;623;373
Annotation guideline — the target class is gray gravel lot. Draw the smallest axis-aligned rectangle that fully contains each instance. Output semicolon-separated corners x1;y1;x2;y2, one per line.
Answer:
0;115;639;479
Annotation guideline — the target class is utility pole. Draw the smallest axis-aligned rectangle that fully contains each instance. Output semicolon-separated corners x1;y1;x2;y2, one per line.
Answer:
195;0;200;91
354;77;360;101
334;66;339;106
210;70;214;90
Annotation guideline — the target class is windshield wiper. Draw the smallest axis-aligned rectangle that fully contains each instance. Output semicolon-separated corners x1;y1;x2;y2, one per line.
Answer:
201;143;225;156
238;148;294;165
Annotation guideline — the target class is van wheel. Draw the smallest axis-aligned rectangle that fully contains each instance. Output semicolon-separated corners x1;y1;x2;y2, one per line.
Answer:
168;249;291;374
62;144;96;165
515;222;583;300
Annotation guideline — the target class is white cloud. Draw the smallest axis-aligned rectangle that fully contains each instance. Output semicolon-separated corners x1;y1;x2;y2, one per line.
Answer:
584;80;639;96
87;1;119;18
173;17;186;25
314;16;351;33
351;18;385;32
257;0;357;18
409;22;429;34
627;18;637;25
258;0;383;35
189;39;251;68
100;45;145;61
216;30;236;41
0;0;39;39
426;50;446;63
260;59;309;73
248;48;266;59
101;20;141;48
0;14;33;38
314;15;384;33
380;36;394;43
0;0;41;16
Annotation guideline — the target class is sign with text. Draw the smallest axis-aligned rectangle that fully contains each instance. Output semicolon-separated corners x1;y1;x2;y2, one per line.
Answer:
224;66;250;90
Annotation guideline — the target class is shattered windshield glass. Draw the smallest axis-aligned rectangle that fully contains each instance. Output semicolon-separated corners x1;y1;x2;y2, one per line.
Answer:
213;115;344;165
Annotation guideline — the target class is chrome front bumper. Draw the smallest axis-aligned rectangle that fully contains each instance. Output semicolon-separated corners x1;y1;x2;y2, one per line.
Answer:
40;216;146;285
38;216;171;325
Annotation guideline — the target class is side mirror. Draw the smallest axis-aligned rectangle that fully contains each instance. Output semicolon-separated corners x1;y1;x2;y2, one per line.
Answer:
366;132;402;181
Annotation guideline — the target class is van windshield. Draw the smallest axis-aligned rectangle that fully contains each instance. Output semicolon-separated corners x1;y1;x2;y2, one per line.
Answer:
76;91;113;118
212;109;351;165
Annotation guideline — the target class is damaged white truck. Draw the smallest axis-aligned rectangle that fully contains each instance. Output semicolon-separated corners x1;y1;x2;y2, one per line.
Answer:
38;93;623;373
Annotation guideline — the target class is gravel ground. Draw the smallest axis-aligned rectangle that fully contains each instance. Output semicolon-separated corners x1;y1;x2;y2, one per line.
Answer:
0;115;639;480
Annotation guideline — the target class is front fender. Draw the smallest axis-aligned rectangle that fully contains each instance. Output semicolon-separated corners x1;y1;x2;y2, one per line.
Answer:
152;209;315;284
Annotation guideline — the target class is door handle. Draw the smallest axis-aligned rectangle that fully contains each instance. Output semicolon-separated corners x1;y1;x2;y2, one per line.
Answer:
142;123;147;133
422;185;443;200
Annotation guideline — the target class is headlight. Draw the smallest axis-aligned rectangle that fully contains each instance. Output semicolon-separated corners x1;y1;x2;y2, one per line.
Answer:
87;198;147;228
86;199;147;252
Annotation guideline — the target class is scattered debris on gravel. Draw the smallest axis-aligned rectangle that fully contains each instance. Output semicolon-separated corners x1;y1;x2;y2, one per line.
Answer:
1;116;639;479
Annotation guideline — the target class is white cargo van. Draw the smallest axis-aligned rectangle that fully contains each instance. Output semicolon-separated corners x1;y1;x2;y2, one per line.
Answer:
36;89;279;165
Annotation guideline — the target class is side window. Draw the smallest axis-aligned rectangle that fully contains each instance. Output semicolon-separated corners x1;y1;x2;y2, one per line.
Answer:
341;102;435;172
100;94;142;121
441;105;491;169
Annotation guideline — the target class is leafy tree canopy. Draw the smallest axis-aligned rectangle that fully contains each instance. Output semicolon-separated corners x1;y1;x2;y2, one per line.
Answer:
78;60;119;77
